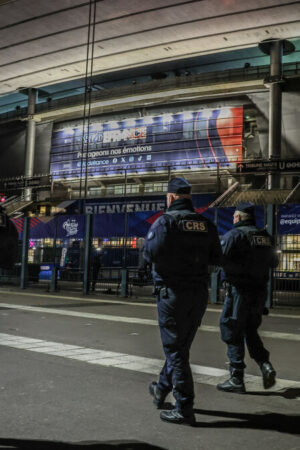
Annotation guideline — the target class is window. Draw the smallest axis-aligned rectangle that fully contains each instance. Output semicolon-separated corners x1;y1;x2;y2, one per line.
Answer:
277;235;300;272
106;184;139;195
89;188;102;197
39;206;47;216
101;237;138;248
144;182;168;193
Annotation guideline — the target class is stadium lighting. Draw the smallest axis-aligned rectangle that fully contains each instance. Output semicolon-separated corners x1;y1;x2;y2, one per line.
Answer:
199;109;212;121
183;112;193;120
143;116;153;125
63;128;75;135
91;123;103;131
162;114;173;124
218;107;232;119
125;118;136;127
109;121;118;129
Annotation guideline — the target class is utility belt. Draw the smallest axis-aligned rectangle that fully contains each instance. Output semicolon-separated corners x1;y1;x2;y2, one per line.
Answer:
223;280;267;295
154;285;169;298
154;279;207;297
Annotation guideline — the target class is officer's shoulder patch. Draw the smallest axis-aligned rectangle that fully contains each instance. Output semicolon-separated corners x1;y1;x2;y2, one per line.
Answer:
182;220;208;232
147;231;155;240
252;235;272;247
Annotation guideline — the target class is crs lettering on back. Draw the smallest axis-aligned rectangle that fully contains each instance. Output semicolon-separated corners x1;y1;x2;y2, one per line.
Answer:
182;220;208;232
252;236;272;246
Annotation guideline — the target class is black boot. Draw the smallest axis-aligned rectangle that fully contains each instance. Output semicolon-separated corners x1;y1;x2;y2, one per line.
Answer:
149;382;168;408
217;371;245;394
160;409;196;426
260;361;276;389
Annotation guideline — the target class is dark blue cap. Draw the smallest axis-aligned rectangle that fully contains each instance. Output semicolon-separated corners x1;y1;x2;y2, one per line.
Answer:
235;202;255;215
168;177;191;194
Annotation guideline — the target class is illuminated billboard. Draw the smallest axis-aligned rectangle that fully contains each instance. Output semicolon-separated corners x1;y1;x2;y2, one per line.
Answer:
50;107;243;179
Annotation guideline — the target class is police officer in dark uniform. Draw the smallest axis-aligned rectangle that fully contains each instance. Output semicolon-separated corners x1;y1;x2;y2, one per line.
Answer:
143;177;222;425
217;202;279;393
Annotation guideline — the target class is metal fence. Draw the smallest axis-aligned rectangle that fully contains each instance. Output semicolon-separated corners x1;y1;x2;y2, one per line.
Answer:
1;209;299;307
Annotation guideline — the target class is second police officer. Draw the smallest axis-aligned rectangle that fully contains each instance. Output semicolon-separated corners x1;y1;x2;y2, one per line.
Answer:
217;202;279;393
143;177;222;426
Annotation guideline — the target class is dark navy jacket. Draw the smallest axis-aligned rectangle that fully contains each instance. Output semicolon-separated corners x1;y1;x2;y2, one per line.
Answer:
143;198;222;287
221;219;279;288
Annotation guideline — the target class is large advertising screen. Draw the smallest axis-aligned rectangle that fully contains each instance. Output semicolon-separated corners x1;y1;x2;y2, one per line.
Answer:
50;107;243;179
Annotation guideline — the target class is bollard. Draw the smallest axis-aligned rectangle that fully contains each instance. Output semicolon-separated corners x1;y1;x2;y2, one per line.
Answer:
210;270;219;304
50;266;58;292
121;268;128;298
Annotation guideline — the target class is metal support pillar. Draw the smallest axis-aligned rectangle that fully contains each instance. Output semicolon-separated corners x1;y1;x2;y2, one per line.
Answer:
265;204;276;308
83;214;93;295
121;170;128;297
50;216;58;292
20;216;30;289
259;39;295;190
24;88;37;201
210;207;219;304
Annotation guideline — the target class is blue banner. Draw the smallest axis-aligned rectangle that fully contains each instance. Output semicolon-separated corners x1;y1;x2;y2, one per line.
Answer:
15;197;270;240
28;215;85;240
278;204;300;234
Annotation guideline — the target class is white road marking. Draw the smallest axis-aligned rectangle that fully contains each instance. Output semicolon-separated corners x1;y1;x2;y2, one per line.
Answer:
0;332;299;394
1;289;300;319
0;302;299;342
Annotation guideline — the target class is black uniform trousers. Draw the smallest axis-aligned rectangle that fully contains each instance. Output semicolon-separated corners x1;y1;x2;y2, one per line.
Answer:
156;283;208;415
220;284;269;373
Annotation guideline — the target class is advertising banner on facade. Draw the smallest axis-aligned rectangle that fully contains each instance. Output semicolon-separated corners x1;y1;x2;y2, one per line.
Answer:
12;194;215;239
50;107;243;179
13;195;265;239
278;204;300;234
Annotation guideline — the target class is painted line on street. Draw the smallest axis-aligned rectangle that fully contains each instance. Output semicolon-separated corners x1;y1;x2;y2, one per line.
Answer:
0;289;157;308
0;302;300;342
0;289;299;320
0;332;299;394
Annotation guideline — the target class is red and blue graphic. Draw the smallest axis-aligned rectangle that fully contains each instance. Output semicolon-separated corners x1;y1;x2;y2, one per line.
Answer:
50;107;243;179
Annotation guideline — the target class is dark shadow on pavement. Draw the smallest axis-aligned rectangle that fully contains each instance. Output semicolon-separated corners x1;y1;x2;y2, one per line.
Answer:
193;409;300;434
0;439;167;450
245;387;300;399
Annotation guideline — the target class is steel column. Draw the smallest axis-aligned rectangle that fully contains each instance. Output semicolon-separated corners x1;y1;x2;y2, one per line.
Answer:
24;88;37;201
83;214;93;295
265;204;276;308
259;39;295;190
20;216;30;289
210;207;220;304
50;216;58;292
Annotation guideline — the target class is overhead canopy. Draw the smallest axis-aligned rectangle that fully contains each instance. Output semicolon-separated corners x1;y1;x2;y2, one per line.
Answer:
0;0;299;96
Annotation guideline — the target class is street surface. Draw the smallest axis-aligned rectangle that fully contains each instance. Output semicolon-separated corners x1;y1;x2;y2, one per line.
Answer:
0;288;299;450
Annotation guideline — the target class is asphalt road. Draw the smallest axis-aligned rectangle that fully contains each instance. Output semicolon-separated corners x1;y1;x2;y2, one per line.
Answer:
0;288;299;450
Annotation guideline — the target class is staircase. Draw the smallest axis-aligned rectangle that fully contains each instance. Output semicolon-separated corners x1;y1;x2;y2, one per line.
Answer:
212;183;294;207
2;196;33;218
283;181;300;204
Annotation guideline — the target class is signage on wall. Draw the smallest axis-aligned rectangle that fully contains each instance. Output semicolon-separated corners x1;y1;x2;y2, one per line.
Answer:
236;160;300;173
278;205;300;234
0;175;52;190
50;107;243;179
